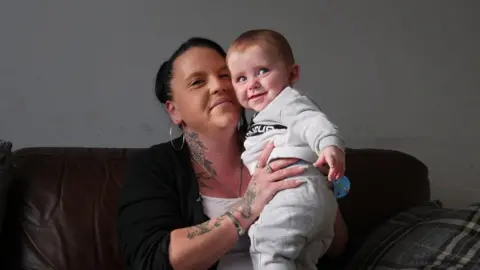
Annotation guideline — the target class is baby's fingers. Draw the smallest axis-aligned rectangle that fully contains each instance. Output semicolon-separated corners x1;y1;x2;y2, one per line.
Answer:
336;161;345;179
328;169;336;181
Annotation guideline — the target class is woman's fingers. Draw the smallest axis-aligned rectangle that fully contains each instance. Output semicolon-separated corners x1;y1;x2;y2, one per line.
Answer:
256;141;275;169
268;165;306;182
274;179;303;192
268;158;298;171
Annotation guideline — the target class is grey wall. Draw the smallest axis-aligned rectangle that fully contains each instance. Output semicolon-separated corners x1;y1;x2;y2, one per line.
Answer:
0;1;478;208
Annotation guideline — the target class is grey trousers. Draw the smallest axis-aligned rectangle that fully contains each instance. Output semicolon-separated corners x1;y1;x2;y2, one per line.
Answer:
248;163;337;270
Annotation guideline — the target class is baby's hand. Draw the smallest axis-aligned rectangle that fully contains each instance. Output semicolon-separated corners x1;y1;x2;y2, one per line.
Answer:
313;146;345;181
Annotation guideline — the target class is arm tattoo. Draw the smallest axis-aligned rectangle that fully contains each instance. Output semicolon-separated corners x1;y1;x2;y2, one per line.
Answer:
229;182;257;219
186;215;226;239
185;131;217;178
241;182;256;218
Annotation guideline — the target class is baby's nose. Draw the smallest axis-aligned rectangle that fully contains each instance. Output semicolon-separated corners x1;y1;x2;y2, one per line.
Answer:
248;80;260;90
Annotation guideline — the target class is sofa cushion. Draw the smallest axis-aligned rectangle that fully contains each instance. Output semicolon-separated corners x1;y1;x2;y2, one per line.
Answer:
346;200;480;269
3;147;136;270
0;140;13;234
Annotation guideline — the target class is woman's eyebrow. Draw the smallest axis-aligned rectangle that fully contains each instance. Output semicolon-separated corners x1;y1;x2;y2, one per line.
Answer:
185;71;203;81
217;65;229;73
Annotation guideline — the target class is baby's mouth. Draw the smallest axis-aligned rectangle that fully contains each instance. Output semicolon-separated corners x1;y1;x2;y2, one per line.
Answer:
248;92;267;100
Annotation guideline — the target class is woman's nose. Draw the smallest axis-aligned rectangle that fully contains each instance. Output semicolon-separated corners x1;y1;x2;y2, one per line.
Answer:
209;77;229;94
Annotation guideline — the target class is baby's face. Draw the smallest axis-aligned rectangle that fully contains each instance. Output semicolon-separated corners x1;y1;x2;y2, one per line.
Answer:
227;45;292;112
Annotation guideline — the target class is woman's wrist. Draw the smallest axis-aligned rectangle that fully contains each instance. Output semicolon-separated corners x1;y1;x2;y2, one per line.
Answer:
225;211;246;236
229;204;257;229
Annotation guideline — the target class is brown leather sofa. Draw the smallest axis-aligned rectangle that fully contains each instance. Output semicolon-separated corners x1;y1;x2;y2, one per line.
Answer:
0;146;430;270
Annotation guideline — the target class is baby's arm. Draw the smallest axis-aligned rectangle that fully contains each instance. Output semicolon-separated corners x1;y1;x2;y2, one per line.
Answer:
280;89;345;180
279;89;345;156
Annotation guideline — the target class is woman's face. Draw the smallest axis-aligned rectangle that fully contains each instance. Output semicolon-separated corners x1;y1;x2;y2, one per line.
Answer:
166;47;241;136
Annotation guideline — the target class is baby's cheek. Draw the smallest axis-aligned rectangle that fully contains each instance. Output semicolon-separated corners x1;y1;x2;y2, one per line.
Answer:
265;74;289;93
239;97;250;109
233;88;248;107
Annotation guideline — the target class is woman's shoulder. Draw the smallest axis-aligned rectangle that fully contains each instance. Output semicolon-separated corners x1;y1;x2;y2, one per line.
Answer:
118;139;192;229
131;138;187;169
120;138;192;202
126;137;190;183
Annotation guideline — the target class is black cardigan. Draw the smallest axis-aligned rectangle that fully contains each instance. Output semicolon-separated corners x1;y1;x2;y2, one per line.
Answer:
117;137;218;270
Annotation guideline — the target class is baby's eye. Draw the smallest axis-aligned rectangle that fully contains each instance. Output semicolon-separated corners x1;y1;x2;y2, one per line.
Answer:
258;68;269;75
237;76;247;83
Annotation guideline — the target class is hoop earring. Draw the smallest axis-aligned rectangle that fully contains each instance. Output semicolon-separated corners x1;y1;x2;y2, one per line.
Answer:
169;124;185;151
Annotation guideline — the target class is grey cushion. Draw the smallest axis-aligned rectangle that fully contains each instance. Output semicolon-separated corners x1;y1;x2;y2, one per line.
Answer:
346;200;480;269
0;140;13;234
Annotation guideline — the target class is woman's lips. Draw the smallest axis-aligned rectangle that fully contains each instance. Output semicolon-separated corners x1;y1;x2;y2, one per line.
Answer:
210;98;232;111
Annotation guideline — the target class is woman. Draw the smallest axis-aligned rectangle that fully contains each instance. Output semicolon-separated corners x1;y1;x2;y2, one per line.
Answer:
117;37;345;270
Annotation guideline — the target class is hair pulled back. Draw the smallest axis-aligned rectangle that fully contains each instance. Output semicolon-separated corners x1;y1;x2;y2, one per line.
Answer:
154;37;248;135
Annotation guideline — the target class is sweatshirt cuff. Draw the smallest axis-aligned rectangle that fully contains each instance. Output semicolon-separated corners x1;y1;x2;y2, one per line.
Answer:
317;135;346;154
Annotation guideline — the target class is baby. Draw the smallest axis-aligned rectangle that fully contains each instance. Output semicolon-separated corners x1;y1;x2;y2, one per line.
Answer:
226;29;347;270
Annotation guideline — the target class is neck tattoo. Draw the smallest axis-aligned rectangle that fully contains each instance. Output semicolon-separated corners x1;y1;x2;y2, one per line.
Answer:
186;131;244;197
191;154;244;198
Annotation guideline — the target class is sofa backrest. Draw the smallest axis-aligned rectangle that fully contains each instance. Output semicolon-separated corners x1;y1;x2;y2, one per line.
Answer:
1;147;141;270
0;141;13;236
0;146;430;269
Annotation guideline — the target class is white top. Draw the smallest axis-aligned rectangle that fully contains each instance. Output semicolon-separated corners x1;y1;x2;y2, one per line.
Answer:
241;86;345;173
200;195;253;270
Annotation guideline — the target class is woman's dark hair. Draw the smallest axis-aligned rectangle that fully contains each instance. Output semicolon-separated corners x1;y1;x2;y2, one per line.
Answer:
154;37;248;135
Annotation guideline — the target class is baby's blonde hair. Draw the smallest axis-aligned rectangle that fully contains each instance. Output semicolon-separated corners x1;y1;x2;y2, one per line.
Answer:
228;29;295;66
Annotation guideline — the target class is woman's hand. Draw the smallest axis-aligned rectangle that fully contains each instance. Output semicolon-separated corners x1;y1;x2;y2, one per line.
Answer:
230;141;306;229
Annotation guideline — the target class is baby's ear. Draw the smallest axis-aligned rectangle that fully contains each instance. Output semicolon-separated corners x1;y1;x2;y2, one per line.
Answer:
289;64;300;85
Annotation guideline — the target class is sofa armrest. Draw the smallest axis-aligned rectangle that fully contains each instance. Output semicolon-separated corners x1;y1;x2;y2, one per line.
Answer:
340;148;430;242
317;148;430;269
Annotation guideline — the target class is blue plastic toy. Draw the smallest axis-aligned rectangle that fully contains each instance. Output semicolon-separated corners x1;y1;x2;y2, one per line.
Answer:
333;175;351;198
